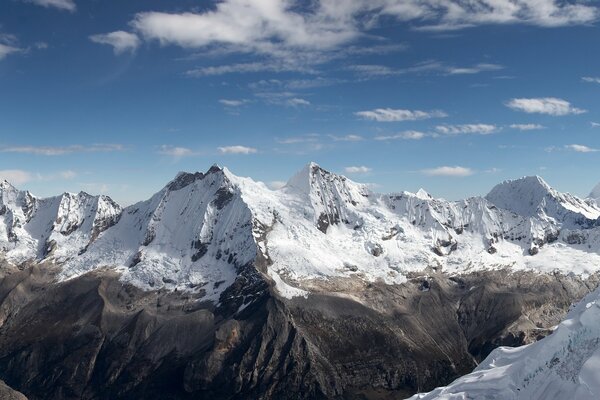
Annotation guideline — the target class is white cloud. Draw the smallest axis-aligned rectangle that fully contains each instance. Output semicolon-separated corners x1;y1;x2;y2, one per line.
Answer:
0;144;124;155
509;123;545;130
344;166;372;174
582;77;600;84
592;122;600;128
375;130;427;140
446;63;503;75
90;31;140;54
506;97;586;116
435;124;498;135
286;98;311;107
218;145;258;154
59;170;77;180
421;166;474;177
566;144;598;153
356;108;447;122
0;170;33;185
348;64;399;77
276;134;320;144
157;145;195;157
329;134;364;142
187;62;304;77
109;0;596;76
219;99;248;107
349;61;504;78
128;0;598;67
0;43;20;60
25;0;75;11
268;180;286;190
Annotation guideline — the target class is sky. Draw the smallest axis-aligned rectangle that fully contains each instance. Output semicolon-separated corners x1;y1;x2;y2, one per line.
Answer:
1;0;600;205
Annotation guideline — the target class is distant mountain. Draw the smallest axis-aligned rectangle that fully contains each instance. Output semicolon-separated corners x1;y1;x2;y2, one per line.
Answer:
3;163;598;296
590;182;600;203
0;164;600;399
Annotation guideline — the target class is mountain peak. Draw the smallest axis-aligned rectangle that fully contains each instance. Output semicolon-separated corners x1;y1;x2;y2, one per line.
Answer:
485;175;555;215
590;182;600;202
0;180;16;191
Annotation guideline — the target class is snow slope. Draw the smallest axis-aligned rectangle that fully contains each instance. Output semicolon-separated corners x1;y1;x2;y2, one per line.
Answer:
2;164;600;302
409;285;600;400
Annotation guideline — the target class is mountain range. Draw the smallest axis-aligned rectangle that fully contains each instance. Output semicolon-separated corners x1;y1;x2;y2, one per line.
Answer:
1;163;600;399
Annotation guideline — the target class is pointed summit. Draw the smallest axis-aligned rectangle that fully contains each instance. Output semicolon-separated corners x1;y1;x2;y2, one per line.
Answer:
590;182;600;202
486;175;600;221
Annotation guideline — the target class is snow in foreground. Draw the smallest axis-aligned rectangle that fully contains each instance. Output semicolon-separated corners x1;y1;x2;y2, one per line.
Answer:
409;285;600;400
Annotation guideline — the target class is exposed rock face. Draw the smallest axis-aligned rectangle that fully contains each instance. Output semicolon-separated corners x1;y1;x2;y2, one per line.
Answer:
0;380;27;400
0;263;596;400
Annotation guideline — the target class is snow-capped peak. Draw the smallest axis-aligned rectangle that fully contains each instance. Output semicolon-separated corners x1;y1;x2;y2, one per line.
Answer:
486;175;600;222
415;188;431;200
284;162;371;232
3;164;600;305
589;182;600;202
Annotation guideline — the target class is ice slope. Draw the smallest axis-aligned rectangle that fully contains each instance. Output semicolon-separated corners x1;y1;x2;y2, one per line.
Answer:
2;164;600;302
408;285;600;400
0;180;122;263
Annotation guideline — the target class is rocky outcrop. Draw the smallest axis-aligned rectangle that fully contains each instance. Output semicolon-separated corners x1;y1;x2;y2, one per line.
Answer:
0;381;27;400
0;263;596;400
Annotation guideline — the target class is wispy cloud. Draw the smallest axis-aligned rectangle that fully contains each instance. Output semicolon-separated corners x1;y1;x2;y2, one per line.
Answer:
90;31;140;54
348;61;503;78
435;124;499;135
328;134;364;142
0;144;124;156
0;43;20;60
566;144;598;153
276;134;320;145
356;108;447;122
186;62;308;77
0;170;33;185
509;123;545;130
0;169;78;185
218;145;258;154
582;77;600;84
375;131;427;140
219;99;249;107
506;97;586;115
267;180;287;190
24;0;76;12
446;63;503;75
421;166;474;177
344;166;372;174
157;145;197;158
286;98;311;107
0;34;21;61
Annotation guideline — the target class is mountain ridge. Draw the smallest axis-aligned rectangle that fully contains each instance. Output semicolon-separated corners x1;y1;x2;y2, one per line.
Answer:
1;163;600;399
2;163;600;301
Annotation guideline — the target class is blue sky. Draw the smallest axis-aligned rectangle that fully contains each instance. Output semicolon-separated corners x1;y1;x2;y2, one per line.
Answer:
1;0;600;204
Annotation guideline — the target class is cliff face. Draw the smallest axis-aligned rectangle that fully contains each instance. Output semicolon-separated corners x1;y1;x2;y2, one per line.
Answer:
0;262;597;399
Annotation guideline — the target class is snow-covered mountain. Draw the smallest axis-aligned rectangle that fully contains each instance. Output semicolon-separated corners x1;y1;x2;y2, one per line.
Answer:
0;180;122;264
2;163;600;400
590;182;600;204
410;284;600;400
2;164;600;302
